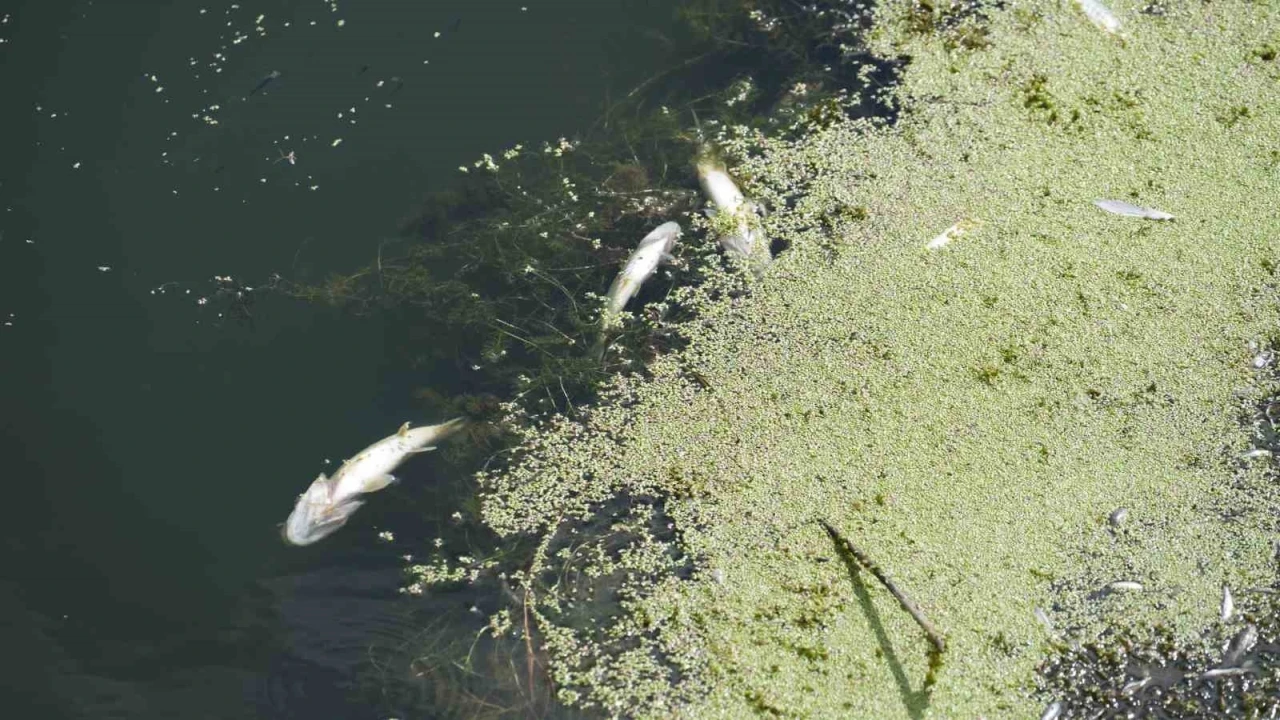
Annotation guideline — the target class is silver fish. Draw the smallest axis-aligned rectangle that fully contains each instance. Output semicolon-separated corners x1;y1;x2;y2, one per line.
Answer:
283;418;466;545
603;222;681;317
1223;624;1258;667
1107;580;1144;593
1093;199;1174;220
695;149;770;266
1075;0;1123;36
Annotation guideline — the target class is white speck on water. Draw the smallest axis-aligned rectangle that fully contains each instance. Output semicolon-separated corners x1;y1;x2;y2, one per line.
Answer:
71;162;80;169
433;31;441;38
97;265;111;272
154;86;164;93
336;19;345;27
331;138;342;147
309;185;319;191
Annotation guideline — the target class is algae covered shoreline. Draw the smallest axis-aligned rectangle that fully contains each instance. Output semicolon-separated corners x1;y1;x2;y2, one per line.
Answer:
414;1;1280;717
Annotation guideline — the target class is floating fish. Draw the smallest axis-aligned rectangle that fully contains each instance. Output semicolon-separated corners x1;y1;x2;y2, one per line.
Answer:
1106;580;1144;593
1093;199;1174;220
927;218;980;250
603;222;681;318
695;148;770;267
1075;0;1124;36
249;70;281;97
283;418;467;545
1222;624;1258;667
1040;700;1063;720
1108;507;1129;527
1221;585;1235;622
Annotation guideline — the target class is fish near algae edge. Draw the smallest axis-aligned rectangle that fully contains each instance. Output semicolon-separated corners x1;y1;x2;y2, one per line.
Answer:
464;2;1280;718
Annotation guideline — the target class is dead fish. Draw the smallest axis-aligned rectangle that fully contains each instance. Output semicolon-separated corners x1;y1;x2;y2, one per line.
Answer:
1034;606;1057;635
603;222;681;318
249;70;281;97
695;147;770;268
1221;585;1235;622
926;218;979;250
1107;580;1144;593
1040;700;1063;720
1200;667;1250;680
1075;0;1124;36
1108;507;1129;527
1093;199;1174;220
1222;624;1258;667
1121;677;1153;696
283;418;467;545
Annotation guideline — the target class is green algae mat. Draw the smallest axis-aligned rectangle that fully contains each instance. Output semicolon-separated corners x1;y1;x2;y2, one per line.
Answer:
440;1;1280;717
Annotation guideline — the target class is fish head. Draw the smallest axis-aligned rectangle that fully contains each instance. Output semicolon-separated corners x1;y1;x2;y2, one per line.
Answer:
282;496;365;546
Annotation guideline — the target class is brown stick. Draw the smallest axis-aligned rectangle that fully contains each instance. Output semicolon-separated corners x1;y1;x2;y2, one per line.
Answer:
522;586;536;703
819;518;947;655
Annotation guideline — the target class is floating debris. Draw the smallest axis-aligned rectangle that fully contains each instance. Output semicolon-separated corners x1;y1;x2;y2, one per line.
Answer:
1074;0;1124;36
926;218;979;250
1093;199;1174;220
1253;350;1274;369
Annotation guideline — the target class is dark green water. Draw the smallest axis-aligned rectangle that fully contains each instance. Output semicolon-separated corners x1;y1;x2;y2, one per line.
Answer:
0;1;682;716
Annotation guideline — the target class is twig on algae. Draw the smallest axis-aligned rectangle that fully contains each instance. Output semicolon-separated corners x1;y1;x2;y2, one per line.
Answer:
819;518;947;655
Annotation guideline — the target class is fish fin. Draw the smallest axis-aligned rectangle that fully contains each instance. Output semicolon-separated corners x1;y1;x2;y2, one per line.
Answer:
364;474;398;493
409;445;437;454
398;421;411;437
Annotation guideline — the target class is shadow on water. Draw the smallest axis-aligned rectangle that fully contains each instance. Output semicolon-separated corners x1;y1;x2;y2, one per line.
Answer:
828;536;935;720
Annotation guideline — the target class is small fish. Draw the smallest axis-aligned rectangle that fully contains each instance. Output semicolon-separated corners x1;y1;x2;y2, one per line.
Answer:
1075;0;1124;36
1108;507;1129;527
1093;199;1174;220
926;218;979;250
695;148;770;267
1121;677;1152;695
603;222;681;318
1221;585;1235;622
249;70;281;97
1040;700;1063;720
1240;448;1272;460
1033;606;1056;635
1199;667;1250;680
1222;624;1258;667
1107;580;1144;593
283;418;467;545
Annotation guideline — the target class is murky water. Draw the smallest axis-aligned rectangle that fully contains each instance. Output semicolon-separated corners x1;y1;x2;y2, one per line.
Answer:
0;1;684;717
